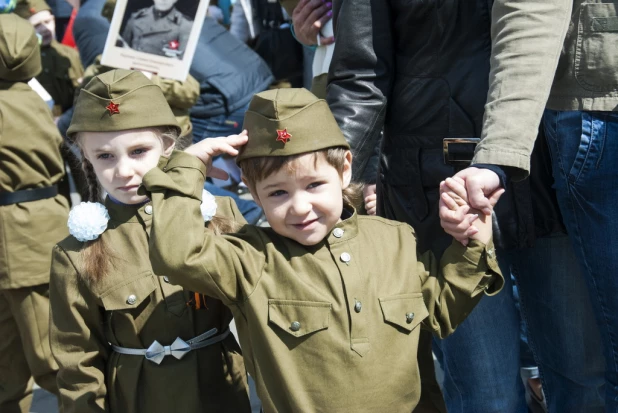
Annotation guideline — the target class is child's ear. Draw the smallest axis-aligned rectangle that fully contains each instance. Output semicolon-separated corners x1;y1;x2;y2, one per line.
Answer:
162;140;176;156
341;150;353;189
242;177;262;208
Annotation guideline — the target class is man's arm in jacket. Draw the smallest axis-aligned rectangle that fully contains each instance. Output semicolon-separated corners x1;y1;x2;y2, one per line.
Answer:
471;0;572;181
326;0;393;184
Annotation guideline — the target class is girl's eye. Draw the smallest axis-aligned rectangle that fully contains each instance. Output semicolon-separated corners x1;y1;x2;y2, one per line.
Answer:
97;153;111;160
132;148;148;156
268;190;287;197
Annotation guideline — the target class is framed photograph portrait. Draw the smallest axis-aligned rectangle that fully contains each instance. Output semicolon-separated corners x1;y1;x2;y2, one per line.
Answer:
101;0;209;81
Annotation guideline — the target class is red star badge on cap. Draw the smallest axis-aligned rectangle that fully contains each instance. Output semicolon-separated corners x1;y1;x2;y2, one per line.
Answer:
276;129;292;144
106;101;120;115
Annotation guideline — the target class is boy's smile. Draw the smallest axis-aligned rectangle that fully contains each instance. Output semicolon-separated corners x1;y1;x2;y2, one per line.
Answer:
249;151;352;246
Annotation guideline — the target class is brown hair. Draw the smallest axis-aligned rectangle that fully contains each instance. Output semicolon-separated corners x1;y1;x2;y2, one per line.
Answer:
239;147;364;210
73;127;240;283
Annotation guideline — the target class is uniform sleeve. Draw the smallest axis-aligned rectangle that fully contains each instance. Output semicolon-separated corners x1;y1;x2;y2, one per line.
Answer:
152;74;200;110
121;17;134;46
67;48;85;88
142;151;266;306
49;245;109;413
326;0;394;183
417;238;504;339
471;0;572;180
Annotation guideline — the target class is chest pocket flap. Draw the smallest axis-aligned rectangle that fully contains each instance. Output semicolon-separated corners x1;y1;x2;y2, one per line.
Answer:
100;272;157;311
268;300;331;338
379;293;428;333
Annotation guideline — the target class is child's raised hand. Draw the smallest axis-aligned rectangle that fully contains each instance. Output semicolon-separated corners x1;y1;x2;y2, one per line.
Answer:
184;131;248;181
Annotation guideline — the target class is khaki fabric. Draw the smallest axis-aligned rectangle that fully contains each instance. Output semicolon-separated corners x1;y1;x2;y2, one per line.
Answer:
239;88;349;162
37;40;84;115
13;0;50;18
81;58;200;145
472;0;618;179
67;69;181;138
49;195;251;413
0;81;69;289
0;285;59;413
142;151;504;413
0;14;41;82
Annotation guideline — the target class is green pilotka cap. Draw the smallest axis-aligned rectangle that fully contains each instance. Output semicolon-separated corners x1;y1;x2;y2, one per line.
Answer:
0;13;41;81
237;88;349;163
13;0;50;18
67;69;181;139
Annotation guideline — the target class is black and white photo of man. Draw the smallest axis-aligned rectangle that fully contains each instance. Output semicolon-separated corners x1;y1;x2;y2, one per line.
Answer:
121;0;193;58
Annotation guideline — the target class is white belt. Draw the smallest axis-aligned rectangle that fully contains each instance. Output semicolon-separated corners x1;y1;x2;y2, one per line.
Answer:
111;327;230;365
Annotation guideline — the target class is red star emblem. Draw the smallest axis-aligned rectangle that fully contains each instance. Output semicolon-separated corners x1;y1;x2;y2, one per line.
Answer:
106;101;120;115
169;40;179;50
276;128;292;144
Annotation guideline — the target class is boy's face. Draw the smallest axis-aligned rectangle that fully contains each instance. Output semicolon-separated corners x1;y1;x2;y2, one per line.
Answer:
29;10;55;46
249;151;352;246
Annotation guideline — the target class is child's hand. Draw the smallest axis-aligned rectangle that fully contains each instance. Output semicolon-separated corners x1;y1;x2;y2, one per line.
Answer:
184;131;248;181
439;177;504;246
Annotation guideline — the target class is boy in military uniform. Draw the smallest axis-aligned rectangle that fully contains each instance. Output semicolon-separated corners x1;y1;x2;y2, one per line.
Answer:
122;0;192;59
16;0;84;117
0;14;68;413
141;88;505;412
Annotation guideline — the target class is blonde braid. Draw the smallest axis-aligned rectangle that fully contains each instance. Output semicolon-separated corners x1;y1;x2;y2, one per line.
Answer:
81;156;102;202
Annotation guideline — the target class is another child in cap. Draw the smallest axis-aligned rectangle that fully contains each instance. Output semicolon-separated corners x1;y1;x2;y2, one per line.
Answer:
0;13;67;412
141;88;505;412
49;69;251;413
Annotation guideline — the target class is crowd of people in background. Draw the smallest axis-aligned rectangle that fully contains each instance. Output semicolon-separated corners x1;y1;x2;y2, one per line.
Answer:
1;0;617;412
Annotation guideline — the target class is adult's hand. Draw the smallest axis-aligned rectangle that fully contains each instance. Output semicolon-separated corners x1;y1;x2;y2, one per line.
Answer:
452;167;501;215
292;0;334;47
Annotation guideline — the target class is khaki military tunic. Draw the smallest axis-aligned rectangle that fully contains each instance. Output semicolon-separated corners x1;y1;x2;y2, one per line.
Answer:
142;151;505;413
37;41;84;116
0;80;69;290
49;195;251;413
0;80;69;411
122;6;193;59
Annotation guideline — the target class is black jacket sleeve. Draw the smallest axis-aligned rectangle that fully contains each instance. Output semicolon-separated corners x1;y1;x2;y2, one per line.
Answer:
326;0;393;184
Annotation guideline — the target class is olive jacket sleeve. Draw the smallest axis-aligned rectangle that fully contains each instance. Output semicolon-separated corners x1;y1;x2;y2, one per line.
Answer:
472;0;572;180
142;151;266;306
326;0;393;183
417;238;503;339
49;244;109;413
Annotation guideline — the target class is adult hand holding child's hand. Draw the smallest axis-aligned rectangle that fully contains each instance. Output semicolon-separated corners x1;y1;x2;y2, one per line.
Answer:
184;131;248;181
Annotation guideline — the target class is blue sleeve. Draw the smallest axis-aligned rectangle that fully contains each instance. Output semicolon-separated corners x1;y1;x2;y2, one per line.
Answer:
73;0;110;68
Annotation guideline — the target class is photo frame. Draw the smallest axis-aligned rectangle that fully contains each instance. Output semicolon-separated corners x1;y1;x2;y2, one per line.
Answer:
101;0;209;81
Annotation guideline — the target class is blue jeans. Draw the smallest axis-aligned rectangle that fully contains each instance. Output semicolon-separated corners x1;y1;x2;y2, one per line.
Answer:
433;260;528;413
544;109;618;409
506;235;605;412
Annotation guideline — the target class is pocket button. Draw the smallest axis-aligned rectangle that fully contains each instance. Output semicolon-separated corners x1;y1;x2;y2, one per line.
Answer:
290;321;301;332
126;294;137;305
406;312;415;324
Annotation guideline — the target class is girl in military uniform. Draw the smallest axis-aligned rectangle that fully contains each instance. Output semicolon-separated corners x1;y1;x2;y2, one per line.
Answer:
140;88;505;412
48;69;251;413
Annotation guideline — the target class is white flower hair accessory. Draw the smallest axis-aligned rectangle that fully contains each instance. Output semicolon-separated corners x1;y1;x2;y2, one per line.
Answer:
67;202;110;242
200;189;217;222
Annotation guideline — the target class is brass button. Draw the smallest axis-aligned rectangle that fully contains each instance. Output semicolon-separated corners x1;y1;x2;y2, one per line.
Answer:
144;205;153;215
340;252;351;263
333;228;344;238
290;321;301;332
126;294;137;305
405;312;415;324
487;248;495;257
163;276;170;283
354;300;362;313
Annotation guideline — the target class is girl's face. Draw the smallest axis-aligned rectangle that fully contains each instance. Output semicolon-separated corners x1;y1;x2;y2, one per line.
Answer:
81;129;174;205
